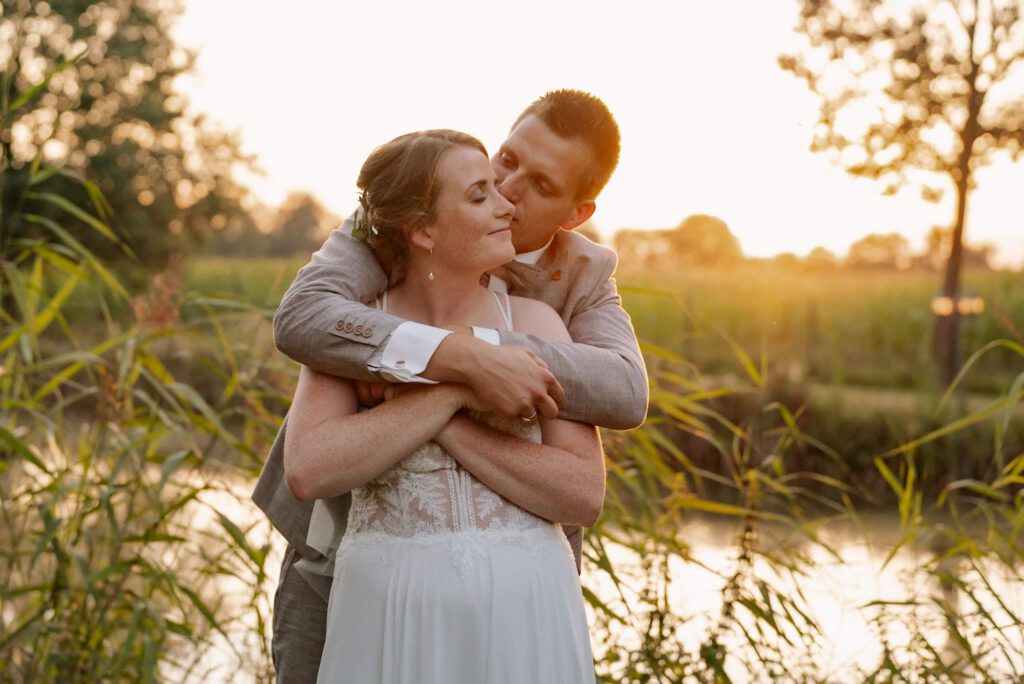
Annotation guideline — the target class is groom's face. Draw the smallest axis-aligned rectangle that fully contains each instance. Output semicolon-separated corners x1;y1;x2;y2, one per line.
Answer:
492;115;594;254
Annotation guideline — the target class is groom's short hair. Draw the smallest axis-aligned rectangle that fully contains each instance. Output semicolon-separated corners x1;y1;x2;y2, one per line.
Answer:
512;89;620;201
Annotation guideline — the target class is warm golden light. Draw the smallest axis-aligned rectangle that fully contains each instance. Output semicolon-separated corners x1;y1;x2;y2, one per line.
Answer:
173;1;1024;268
931;296;954;317
959;296;985;316
930;295;985;317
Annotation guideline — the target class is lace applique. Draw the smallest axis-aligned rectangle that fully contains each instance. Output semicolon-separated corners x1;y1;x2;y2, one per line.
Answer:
339;412;557;577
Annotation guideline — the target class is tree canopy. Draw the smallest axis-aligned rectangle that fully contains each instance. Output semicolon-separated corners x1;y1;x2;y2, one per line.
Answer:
779;0;1024;383
1;0;255;281
615;215;743;268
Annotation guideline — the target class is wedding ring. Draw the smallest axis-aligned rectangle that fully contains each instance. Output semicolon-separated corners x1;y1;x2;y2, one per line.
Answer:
519;411;538;423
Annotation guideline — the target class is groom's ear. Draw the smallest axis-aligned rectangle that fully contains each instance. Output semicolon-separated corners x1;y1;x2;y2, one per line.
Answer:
560;200;596;231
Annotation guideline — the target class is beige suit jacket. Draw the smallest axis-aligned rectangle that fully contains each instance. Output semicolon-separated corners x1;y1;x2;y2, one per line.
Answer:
253;215;648;569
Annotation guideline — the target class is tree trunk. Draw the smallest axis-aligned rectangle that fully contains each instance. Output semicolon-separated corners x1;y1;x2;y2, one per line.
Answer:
935;6;982;390
935;173;970;388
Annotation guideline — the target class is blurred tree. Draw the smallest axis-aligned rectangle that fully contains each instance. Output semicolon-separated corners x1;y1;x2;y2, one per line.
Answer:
912;225;995;270
264;192;337;257
846;232;912;269
666;214;743;267
614;215;742;268
206;192;338;258
1;0;255;284
771;252;802;269
614;228;672;268
780;0;1024;384
805;245;839;270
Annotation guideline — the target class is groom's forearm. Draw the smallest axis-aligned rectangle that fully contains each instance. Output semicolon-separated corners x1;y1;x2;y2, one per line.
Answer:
273;223;401;380
501;273;648;430
274;291;405;381
502;333;648;430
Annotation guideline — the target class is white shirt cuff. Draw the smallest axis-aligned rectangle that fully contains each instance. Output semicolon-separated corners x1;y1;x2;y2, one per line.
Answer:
471;326;501;346
371;322;451;383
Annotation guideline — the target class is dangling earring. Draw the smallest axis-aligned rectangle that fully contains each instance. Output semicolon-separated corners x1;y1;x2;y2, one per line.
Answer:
428;247;435;281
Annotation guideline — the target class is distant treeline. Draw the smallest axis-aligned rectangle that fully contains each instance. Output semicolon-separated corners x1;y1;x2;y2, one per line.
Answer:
613;215;1001;272
204;192;341;259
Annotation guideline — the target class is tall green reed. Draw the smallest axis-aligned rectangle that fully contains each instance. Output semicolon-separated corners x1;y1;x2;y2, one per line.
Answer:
0;200;286;680
586;285;1023;682
2;56;286;682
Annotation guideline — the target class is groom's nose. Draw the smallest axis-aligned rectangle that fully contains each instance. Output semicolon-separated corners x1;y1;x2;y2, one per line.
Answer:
497;171;522;203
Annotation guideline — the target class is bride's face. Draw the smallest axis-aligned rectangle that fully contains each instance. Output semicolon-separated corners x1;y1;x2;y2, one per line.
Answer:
425;145;515;273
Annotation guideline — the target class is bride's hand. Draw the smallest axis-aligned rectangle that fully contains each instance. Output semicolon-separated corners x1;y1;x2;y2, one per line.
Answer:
354;380;389;407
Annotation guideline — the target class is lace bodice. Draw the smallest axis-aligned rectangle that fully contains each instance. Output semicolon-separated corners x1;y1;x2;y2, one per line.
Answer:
345;411;548;540
300;289;571;581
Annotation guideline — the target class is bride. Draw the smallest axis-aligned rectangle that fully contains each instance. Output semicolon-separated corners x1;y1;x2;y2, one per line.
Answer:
283;129;604;683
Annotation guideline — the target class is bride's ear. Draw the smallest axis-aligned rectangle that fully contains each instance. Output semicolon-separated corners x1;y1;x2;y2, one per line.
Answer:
408;224;435;253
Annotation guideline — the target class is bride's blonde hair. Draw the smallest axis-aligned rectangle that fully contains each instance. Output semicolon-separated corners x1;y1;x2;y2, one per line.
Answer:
357;129;487;285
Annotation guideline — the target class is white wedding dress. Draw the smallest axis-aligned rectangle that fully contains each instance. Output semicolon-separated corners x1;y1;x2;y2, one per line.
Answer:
309;291;595;684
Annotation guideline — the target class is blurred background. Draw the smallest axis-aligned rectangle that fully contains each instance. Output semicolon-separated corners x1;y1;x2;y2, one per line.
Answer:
2;0;1022;681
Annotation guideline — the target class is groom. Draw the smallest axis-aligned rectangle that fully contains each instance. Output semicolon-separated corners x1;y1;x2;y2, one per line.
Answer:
254;89;648;682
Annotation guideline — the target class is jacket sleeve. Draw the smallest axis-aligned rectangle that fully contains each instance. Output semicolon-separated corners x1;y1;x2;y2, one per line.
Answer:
499;250;648;430
272;215;407;381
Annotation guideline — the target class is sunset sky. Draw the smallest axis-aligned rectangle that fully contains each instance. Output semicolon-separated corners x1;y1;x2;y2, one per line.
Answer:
174;0;1024;268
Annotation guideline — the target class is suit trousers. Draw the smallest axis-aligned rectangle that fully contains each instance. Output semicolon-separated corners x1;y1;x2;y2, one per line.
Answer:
272;545;331;683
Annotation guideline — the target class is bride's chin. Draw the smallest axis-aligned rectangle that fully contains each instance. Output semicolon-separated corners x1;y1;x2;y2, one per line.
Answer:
479;246;515;271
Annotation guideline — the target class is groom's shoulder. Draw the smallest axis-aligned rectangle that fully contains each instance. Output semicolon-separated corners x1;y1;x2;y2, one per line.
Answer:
554;230;618;276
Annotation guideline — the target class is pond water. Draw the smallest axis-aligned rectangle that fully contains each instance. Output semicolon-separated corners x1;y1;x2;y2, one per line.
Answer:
190;481;1024;683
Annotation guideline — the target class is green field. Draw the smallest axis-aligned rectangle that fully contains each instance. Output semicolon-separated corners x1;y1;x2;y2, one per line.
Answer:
616;262;1023;394
180;256;1024;394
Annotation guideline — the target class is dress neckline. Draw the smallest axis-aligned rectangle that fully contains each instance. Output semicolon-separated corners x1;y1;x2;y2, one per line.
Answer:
377;289;513;332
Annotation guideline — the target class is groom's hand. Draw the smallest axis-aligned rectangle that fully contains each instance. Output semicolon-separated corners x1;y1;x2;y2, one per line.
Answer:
425;334;563;421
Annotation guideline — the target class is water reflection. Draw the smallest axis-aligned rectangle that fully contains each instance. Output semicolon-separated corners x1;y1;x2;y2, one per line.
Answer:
163;476;283;683
585;514;1024;681
197;479;1023;682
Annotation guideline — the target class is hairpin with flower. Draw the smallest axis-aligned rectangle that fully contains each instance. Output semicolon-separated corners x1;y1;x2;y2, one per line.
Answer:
351;190;379;242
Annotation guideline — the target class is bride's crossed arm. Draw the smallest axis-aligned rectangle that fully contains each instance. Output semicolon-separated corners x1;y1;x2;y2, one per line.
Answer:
434;297;606;528
283;296;605;528
283;371;472;502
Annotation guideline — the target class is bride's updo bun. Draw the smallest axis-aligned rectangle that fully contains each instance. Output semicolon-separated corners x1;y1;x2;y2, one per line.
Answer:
356;129;487;285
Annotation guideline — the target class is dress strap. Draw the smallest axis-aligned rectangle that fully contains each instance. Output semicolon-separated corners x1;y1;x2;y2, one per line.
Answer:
490;290;514;331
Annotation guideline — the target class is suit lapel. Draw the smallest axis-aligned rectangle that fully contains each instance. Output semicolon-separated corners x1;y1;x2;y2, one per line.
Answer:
503;232;568;299
502;260;538;297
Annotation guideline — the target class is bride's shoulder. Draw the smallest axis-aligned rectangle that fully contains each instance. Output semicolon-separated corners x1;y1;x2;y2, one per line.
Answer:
508;296;570;343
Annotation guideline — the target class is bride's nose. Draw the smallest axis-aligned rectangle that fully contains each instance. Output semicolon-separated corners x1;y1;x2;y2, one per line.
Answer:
495;193;514;218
